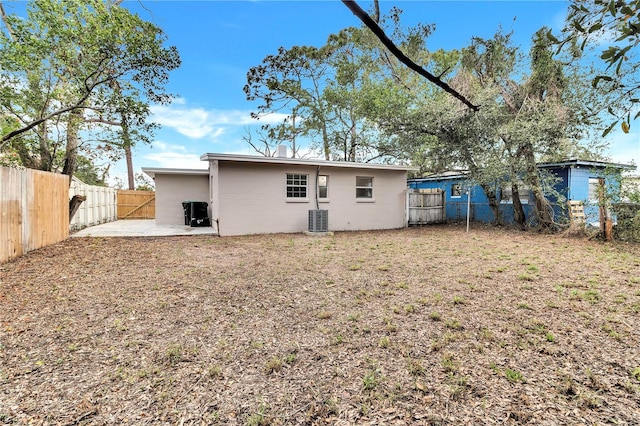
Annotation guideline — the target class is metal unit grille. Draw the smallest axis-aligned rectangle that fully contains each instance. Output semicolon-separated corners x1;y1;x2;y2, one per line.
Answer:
308;209;328;232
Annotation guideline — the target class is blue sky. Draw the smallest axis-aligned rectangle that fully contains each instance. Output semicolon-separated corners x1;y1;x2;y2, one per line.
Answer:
8;1;640;180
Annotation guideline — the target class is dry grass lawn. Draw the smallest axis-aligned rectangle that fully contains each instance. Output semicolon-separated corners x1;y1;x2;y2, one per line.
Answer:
1;225;639;425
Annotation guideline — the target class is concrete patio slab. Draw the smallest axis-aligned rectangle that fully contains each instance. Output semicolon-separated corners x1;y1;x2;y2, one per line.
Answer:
70;220;217;238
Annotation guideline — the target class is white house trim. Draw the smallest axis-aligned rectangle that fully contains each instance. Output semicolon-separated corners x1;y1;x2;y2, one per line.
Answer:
200;153;416;172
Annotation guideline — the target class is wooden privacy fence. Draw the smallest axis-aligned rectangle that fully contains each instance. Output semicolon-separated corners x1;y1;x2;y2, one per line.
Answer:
70;178;117;231
1;167;69;264
407;189;445;225
117;190;155;219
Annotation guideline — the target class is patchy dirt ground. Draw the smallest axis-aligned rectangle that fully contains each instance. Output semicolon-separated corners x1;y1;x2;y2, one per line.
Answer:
1;225;639;425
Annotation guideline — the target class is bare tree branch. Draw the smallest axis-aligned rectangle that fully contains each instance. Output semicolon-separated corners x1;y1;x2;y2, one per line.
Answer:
371;0;380;23
341;0;479;112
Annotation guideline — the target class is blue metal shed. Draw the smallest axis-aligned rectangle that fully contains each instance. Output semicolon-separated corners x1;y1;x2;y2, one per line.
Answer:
407;159;634;226
538;159;634;225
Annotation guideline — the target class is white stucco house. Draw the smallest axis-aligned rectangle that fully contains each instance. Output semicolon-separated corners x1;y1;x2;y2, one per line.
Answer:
142;151;416;236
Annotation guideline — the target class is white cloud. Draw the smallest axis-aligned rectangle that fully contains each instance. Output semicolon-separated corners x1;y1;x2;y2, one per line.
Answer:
153;141;188;152
150;106;216;139
142;135;209;169
150;102;289;140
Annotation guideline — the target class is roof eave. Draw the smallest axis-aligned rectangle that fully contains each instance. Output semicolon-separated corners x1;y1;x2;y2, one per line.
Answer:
200;153;417;171
141;167;209;179
537;159;636;170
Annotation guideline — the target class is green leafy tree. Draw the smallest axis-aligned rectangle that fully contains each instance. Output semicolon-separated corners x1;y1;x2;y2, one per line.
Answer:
134;172;154;191
244;7;429;162
322;12;434;162
245;45;333;159
461;29;601;228
555;0;640;134
72;154;108;186
0;0;180;184
376;28;605;229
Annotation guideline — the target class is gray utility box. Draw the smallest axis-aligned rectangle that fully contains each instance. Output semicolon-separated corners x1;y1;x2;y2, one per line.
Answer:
308;209;328;232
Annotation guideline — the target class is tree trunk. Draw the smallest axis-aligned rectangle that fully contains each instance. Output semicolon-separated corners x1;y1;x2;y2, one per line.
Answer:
348;130;357;162
347;108;357;162
125;144;134;190
479;183;501;225
37;123;53;171
511;183;526;230
291;113;297;158
522;142;554;229
62;108;83;182
119;113;135;190
321;121;330;160
69;195;86;223
469;161;501;225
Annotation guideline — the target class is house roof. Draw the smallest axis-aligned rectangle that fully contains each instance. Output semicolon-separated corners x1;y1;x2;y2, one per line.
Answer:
537;159;636;170
408;159;636;183
199;152;418;171
408;170;470;182
141;167;208;179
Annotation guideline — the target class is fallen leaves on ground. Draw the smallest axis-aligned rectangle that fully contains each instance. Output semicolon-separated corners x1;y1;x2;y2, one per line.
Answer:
1;225;639;425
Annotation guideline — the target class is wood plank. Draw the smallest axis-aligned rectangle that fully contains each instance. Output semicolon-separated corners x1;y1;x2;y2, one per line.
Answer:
0;167;68;264
117;190;156;219
408;190;445;225
568;200;585;224
121;196;156;219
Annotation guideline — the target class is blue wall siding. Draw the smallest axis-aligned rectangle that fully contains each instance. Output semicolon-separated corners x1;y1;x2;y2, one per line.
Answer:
408;178;536;224
569;167;591;201
569;167;596;223
408;164;626;226
541;168;569;223
566;166;622;224
545;168;569;203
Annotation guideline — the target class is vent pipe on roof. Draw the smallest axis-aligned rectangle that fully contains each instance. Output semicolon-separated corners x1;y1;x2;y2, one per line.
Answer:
276;145;287;158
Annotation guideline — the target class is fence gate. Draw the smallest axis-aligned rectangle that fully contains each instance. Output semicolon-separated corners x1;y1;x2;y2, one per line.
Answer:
408;189;445;226
117;190;156;219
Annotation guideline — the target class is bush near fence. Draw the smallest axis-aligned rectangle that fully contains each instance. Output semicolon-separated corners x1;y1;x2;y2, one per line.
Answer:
69;177;117;231
0;166;69;264
613;203;640;242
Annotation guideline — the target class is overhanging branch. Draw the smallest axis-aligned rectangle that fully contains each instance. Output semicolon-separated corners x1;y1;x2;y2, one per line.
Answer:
341;0;479;112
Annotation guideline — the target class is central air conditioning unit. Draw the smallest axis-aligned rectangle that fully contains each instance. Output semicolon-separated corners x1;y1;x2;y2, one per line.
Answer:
308;209;328;232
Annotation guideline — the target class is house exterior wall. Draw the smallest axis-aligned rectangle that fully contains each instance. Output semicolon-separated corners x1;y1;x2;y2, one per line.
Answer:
410;164;628;226
409;178;536;225
568;167;591;201
155;174;209;225
409;179;472;221
209;160;219;233
541;165;623;224
212;161;407;236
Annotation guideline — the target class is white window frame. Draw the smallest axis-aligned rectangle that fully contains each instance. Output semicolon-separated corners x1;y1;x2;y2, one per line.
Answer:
451;184;462;198
356;176;374;201
318;174;329;202
588;177;603;202
286;173;309;202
